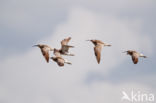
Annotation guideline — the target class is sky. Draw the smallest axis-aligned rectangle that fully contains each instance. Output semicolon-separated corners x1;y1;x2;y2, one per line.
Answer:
0;0;156;103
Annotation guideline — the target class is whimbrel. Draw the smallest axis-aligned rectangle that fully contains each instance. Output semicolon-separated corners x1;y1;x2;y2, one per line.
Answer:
51;48;72;67
33;44;53;63
87;39;111;64
123;50;147;64
59;37;74;56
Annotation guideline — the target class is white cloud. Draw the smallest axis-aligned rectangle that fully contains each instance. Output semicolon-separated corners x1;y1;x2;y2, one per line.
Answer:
0;7;154;103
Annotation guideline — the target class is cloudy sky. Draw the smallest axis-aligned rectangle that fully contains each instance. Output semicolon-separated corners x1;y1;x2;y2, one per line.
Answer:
0;0;156;103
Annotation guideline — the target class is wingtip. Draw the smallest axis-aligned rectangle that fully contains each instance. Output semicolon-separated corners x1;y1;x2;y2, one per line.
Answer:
133;60;138;64
68;63;72;65
97;61;100;64
46;60;49;63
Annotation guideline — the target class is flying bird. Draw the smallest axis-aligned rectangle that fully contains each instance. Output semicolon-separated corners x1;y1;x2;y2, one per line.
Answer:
33;44;54;63
87;39;111;64
59;37;74;56
51;48;72;67
123;50;147;64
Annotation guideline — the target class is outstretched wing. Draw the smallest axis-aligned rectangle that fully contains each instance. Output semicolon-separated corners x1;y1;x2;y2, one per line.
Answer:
132;52;139;64
61;45;74;53
61;37;71;45
57;57;65;67
94;44;102;64
60;37;73;53
41;47;49;63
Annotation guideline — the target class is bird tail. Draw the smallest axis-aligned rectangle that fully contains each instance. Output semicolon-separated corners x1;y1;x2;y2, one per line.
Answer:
64;45;74;48
140;53;147;58
142;56;147;58
64;59;72;65
63;52;75;56
107;44;111;47
68;53;75;56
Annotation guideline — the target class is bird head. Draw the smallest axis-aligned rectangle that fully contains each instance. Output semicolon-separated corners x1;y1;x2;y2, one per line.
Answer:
51;57;57;61
51;57;54;59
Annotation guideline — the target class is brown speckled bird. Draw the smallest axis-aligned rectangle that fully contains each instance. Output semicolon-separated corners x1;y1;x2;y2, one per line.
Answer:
123;50;147;64
58;37;74;56
51;48;72;67
33;44;54;63
87;39;111;64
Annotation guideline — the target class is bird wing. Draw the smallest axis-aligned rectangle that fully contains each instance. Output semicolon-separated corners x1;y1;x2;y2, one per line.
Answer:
132;52;139;64
57;57;65;66
41;47;49;63
61;37;71;45
60;37;73;53
94;44;103;64
61;45;74;53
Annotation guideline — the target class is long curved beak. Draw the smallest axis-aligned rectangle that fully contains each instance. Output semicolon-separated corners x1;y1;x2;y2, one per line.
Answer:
32;45;38;47
122;51;127;53
86;40;91;41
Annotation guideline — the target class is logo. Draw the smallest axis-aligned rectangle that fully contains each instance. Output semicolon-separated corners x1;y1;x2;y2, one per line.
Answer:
121;90;155;102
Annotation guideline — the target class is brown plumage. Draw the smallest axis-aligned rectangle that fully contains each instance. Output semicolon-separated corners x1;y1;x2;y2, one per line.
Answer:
123;50;147;64
61;37;71;45
59;37;74;56
94;44;102;64
51;48;72;67
33;44;54;63
87;39;111;64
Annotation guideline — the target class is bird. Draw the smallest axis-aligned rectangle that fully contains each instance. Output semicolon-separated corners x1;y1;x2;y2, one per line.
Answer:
87;39;111;64
59;37;75;56
33;44;54;63
123;50;147;64
51;48;72;67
